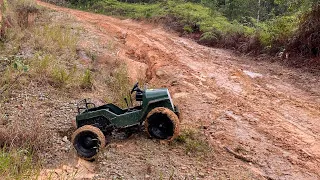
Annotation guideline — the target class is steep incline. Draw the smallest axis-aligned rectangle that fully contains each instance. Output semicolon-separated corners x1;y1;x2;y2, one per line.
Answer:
37;1;320;179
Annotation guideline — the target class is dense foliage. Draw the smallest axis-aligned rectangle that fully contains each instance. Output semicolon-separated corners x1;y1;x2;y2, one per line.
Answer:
287;4;320;58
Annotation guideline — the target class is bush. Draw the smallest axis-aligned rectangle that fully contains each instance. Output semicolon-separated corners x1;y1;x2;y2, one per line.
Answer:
257;15;298;53
80;69;93;89
199;29;221;46
287;4;320;58
50;65;77;87
85;0;162;18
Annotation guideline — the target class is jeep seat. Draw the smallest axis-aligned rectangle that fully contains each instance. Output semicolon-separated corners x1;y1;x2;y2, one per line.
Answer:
136;91;143;101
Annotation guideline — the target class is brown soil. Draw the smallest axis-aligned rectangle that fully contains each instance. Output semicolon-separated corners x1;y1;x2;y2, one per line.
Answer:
36;1;320;179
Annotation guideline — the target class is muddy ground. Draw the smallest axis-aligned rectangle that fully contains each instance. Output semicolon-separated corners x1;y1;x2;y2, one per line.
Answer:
33;1;320;179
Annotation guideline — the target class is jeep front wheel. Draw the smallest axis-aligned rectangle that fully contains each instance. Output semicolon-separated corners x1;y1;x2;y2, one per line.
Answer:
145;107;180;141
72;125;106;160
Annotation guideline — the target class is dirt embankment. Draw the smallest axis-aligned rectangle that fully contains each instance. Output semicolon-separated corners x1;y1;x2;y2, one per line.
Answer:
37;1;320;179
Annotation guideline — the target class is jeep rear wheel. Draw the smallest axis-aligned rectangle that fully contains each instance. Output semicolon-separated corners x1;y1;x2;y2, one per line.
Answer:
72;125;106;160
145;107;180;141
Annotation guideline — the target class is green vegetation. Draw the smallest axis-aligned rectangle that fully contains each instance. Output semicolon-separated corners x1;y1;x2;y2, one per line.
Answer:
105;63;131;108
0;0;91;94
33;24;78;55
62;0;319;59
0;148;39;180
0;0;139;179
174;129;212;156
81;69;93;89
0;0;83;178
286;4;320;58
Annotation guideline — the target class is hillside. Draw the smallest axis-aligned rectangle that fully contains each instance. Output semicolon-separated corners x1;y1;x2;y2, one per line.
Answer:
54;0;320;68
0;0;320;179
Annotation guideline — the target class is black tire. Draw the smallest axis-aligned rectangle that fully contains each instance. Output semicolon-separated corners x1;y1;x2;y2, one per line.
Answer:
174;105;182;122
145;107;180;141
71;125;106;160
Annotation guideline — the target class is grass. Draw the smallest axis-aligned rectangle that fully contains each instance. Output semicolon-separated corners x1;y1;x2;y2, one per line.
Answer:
81;0;164;19
1;0;132;179
174;128;212;156
1;6;89;91
0;116;49;179
0;147;40;180
0;56;29;100
30;53;53;77
0;118;51;153
51;66;74;87
33;24;78;55
105;63;131;107
1;0;134;99
1;0;83;90
106;40;116;51
0;1;80;178
80;69;93;89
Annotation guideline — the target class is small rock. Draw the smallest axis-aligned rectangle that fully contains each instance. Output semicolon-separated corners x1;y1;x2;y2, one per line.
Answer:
156;70;166;77
61;147;69;152
170;80;179;86
62;165;68;171
243;70;263;78
115;144;123;148
57;140;63;145
198;172;205;178
145;174;150;179
62;136;69;143
62;165;74;174
0;114;9;125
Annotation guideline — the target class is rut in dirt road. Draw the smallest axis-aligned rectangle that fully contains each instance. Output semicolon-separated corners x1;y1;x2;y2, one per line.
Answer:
37;1;320;179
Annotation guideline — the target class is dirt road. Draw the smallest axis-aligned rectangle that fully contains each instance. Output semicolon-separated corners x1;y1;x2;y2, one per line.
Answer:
37;1;320;179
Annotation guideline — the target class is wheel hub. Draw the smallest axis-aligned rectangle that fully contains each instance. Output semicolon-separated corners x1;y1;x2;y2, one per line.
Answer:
148;113;174;139
84;137;94;148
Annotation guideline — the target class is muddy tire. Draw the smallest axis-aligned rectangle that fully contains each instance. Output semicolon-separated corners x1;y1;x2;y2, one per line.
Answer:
175;105;182;122
145;107;180;141
72;125;106;160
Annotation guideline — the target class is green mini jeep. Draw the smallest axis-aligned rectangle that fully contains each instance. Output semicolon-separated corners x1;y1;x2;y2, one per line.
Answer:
72;82;180;160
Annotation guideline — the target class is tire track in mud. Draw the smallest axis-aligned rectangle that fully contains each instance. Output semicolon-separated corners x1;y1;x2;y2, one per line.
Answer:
37;1;320;179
